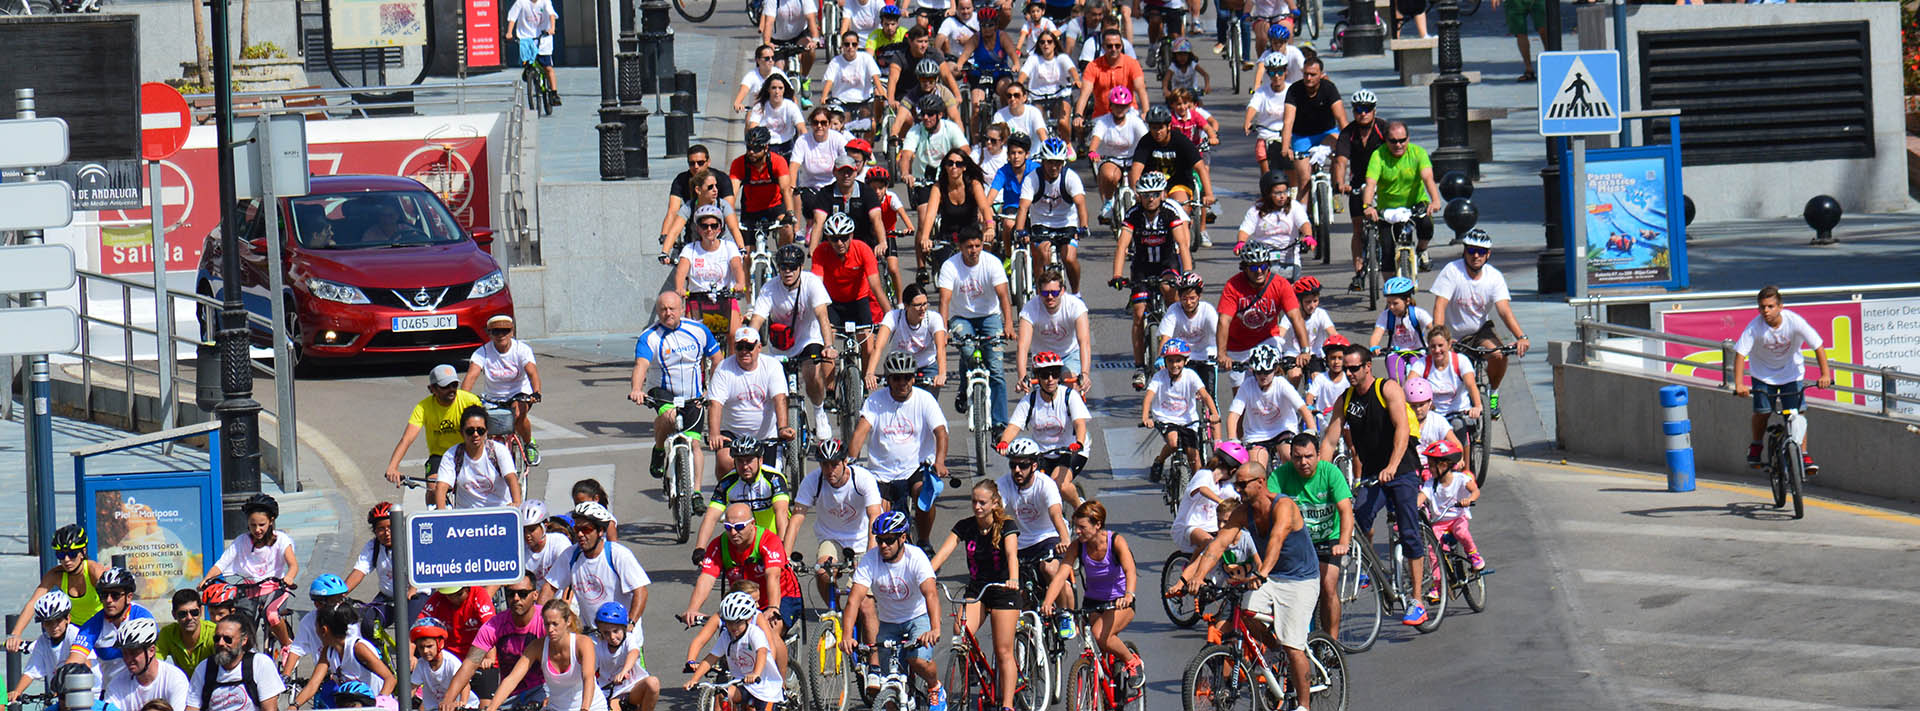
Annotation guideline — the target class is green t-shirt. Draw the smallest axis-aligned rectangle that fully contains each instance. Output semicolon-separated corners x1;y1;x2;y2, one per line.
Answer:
1267;460;1353;544
1365;142;1432;209
158;619;217;672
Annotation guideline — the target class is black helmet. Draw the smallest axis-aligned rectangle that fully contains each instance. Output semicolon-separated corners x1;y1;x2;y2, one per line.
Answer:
52;523;87;553
746;126;773;150
814;438;848;462
916;94;946;116
1145;105;1173;124
97;566;136;593
1259;170;1290;196
775;244;807;270
1007;132;1032;151
242;493;279;519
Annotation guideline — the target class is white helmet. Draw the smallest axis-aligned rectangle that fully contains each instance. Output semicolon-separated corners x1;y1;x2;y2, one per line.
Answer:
824;212;857;236
115;618;161;649
1036;137;1073;162
522;500;549;525
1004;438;1041;458
1461;228;1492;249
1135;172;1169;194
720;591;760;622
33;591;70;622
1350;89;1378;105
1262;53;1287;69
573;501;615;526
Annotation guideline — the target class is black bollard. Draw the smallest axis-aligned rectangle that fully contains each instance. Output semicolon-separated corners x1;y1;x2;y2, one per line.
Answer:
1444;197;1478;241
598;122;626;181
1439;170;1472;202
675;71;699;113
1804;195;1842;246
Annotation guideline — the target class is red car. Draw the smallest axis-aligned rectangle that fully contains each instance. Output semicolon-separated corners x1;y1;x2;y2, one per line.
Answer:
197;174;512;367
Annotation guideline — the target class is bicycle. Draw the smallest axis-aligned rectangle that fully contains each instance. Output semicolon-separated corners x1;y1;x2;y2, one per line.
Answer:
683;611;814;711
1063;601;1143;711
674;0;716;22
1759;384;1811;520
951;332;1004;487
521;57;553;117
803;556;858;711
1025;225;1078;287
202;574;295;657
1342;478;1447;644
830;323;875;437
940;583;1045;711
773;43;816;109
1016;551;1071;707
1104;185;1136;239
1300;0;1322;39
1146;420;1213;513
914;237;957;290
1223;11;1248;94
1450;341;1519;486
1374;205;1422;282
776;354;819;478
1423;506;1490;613
1303;146;1336;265
480;392;538;472
642;389;706;544
8;692;57;711
854;639;927;711
745;215;792;301
1158;548;1230;629
1178;581;1348;711
1116;274;1172;391
1001;209;1036;314
960;61;1004;140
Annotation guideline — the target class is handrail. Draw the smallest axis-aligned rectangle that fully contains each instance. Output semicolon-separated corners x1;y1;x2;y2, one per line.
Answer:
1569;282;1920;309
178;81;517;101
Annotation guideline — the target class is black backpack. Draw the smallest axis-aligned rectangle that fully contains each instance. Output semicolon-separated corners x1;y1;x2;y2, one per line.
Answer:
197;652;263;711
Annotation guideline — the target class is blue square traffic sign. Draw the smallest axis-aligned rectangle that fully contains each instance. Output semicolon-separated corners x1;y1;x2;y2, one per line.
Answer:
406;507;526;588
1538;51;1621;137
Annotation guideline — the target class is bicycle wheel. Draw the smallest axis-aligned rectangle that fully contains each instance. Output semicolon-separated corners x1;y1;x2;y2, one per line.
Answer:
1016;630;1049;711
1457;553;1486;613
1160;551;1201;628
1474;382;1494;486
672;452;694;544
1768;434;1788;508
674;0;716;22
1065;656;1101;711
746;0;764;28
1415;524;1448;633
944;646;977;711
1784;439;1806;519
1011;250;1033;313
1363;230;1381;311
1182;644;1255;711
1228;30;1242;94
972;381;992;482
1394;248;1416;282
1304;632;1347;711
1333;544;1383;653
809;618;849;711
1305;0;1323;39
871;686;905;711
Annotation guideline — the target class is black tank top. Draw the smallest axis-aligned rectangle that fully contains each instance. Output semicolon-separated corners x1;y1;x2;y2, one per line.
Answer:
1340;378;1418;478
937;181;977;236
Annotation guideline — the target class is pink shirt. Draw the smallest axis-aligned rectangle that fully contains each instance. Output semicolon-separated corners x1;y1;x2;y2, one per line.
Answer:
471;612;547;695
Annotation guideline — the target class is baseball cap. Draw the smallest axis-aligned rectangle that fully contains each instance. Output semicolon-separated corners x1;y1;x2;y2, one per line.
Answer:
486;314;514;328
733;327;761;344
834;154;861;170
434;586;463;595
429;364;460;387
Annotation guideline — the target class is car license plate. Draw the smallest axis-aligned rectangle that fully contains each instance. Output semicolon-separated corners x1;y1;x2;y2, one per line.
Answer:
392;314;457;332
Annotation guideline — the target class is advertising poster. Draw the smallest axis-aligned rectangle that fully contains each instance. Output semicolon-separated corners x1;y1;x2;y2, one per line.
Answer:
92;485;209;605
329;0;428;49
465;0;501;68
1658;298;1920;415
1582;155;1676;286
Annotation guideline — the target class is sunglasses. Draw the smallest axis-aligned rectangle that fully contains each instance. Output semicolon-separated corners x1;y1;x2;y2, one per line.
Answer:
698;221;723;230
488;328;512;336
735;341;758;351
1354;104;1376;113
1010;459;1036;469
886;373;917;381
758;55;774;61
1465;247;1490;257
216;634;240;644
463;426;488;435
1039;289;1061;297
689;159;709;166
175;608;202;619
876;534;905;546
722;521;753;532
56;549;83;560
1036;368;1062;379
506;588;536;598
1105;44;1123;50
1245;263;1271;272
1388;138;1409;145
812;119;831;126
780;265;803;272
103;591;131;601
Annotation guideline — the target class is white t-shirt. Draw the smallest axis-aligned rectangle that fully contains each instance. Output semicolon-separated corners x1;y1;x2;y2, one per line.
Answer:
469;340;537;400
24;632;97;682
105;660;191;711
751;100;807;144
1009;387;1090;452
843;0;884;32
188;654;287;711
1020;54;1078;96
1020;168;1085;229
1415;411;1454;463
287;611;361;659
708;356;791;439
938;252;1008;319
1172;472;1238;535
1281;308;1335;358
739;66;788;96
879;309;947;369
433;441;519;509
753;272;833;357
352;539;395;594
857;388;945;481
507;0;555;39
1149;368;1208;424
1429;260;1512;339
769;0;818;40
322;637;386;688
1091;111;1148;159
684;239;743;294
525;532;573;584
1248;85;1289;136
995;472;1063;548
937;15;979;50
1306;371;1347;429
1019;17;1060;55
994;104;1049;142
1159;302;1220;359
972;144;1007;178
1373;305;1435;352
852;545;936;622
212;530;295;581
794;465;884;549
826;52;884;102
1407;352;1475;415
791;130;851;189
548;542;651;621
1231;375;1308;441
1019;293;1088;360
412;650;478;711
1736;311;1824;386
1238;203;1310;258
594;631;645;697
712;622;784;703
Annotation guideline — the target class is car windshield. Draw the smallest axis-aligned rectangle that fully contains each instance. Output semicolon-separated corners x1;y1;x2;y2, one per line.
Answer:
290;190;466;249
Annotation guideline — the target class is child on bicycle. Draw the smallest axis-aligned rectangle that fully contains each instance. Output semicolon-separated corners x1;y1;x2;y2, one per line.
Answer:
682;580;787;675
572;478;621;541
1141;338;1220;485
1162;40;1211;97
1405;377;1465;472
867;166;910;292
1042;501;1144;698
927;481;1023;711
1171;442;1247;554
409;617;477;711
462;313;544;465
201;494;297;652
1304;343;1349;431
1406;325;1484;449
684;592;784;710
1282;276;1339;360
1214;498;1260;580
1418;440;1485;575
592;602;660;711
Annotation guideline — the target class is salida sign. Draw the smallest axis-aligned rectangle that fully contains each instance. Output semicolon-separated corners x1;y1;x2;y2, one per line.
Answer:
96;114;499;275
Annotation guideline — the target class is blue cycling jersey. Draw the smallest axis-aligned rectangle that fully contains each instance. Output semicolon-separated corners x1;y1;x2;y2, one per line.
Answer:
69;604;155;664
634;320;721;401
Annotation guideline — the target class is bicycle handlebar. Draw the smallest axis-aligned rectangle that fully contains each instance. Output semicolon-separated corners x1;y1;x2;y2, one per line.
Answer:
1451;341;1520;359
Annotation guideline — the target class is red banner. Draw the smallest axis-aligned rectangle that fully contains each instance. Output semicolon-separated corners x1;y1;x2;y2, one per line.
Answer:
465;0;501;69
1659;301;1866;406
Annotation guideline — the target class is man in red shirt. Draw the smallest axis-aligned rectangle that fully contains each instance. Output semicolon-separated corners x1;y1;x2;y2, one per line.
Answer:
681;504;805;666
811;216;894;327
1216;244;1310;376
730;126;798;245
419;584;495;660
1075;28;1147;122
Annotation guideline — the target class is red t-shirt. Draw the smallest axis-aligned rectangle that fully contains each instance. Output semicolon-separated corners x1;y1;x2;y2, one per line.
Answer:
1218;273;1302;352
731;153;791;213
700;530;803;608
419;587;496;658
812;239;879;305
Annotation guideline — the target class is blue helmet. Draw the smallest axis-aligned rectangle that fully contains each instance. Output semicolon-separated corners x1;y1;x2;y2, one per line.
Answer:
1383;276;1417;298
334;681;376;703
872;511;911;536
1161;338;1192;357
309;574;349;597
1268;24;1291;41
1036;136;1073;162
595;601;630;626
879;3;900;16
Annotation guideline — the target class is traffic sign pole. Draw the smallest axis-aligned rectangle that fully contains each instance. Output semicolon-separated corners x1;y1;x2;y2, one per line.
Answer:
1570;137;1587;299
150;160;175;432
14;89;59;573
392;506;413;711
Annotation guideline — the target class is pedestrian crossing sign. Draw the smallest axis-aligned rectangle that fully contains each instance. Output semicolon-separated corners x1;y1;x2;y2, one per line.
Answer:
1538;51;1622;137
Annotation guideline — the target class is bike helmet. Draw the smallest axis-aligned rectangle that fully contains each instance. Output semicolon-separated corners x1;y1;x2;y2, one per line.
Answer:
573;501;616;526
522;500;549;525
367;502;394;526
1383;276;1417;297
33;591;70;622
814;438;848;462
880;3;900;16
595;601;631;627
1036;137;1073;162
1216;441;1250;466
1161;338;1192;358
1144;105;1172;124
872;510;912;536
729;436;765;457
745;126;772;150
865;165;893;183
334;681;376;705
1107;85;1133;107
916;93;946;115
114;618;160;649
52;523;87;552
97;566;136;594
1239;243;1274;266
51;663;96;698
915;57;941;79
1004;438;1041;459
309;574;349;598
1327;334;1351;348
883;350;918;376
1350;89;1378;107
1172;38;1194;55
1461;228;1493;250
775;243;807;270
1268;24;1291;41
1262;52;1287;69
242;493;279;519
201;581;238;606
1421;439;1463;461
977;5;1001;24
1135;172;1169;194
823;212;857;237
720;592;761;622
1259;170;1290;196
1032;351;1064;370
1246;344;1281;372
410;616;450;640
823;98;848;115
694;205;726;223
1293;276;1322;295
1007;132;1032;151
1403;376;1434;403
1174;271;1205;292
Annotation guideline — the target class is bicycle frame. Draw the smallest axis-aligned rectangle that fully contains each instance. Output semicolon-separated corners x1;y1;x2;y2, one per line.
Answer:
1306;150;1335;265
953;333;1000;484
643;394;706;544
941;583;1032;708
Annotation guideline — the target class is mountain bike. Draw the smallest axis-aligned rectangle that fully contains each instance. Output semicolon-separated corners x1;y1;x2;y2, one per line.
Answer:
1017;551;1071;707
522;57;554;117
941;583;1045;711
1345;478;1446;641
1760;385;1811;520
830;323;875;437
952;332;1004;487
854;639;927;711
1064;601;1144;711
674;0;716;22
1303;146;1336;265
777;355;818;478
1159;548;1232;629
1147;420;1213;512
1180;581;1347;711
1375;205;1422;282
804;556;858;711
642;389;706;544
745;215;792;301
1425;506;1490;613
1450;341;1518;486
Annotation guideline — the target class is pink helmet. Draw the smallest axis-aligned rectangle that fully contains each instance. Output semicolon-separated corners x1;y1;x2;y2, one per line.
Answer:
1215;441;1249;466
1404;377;1434;403
1108;86;1134;107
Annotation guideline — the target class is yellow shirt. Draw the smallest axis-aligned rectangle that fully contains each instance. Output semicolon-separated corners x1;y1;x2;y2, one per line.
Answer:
867;26;908;52
410;390;484;456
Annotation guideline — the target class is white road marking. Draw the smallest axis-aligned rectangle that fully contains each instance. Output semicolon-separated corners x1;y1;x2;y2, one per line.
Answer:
1632;686;1888;711
529;415;588;440
1101;426;1160;479
1579;569;1920;607
541;464;616;509
1096;484;1166;498
1560;520;1920;552
1602;630;1920;665
405;439;650;466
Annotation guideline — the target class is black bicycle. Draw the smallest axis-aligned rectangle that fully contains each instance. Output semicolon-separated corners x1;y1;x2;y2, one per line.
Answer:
1451;340;1519;486
1759;383;1812;520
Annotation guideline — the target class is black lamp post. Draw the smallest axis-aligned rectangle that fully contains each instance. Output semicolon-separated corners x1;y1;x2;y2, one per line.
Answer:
1429;0;1477;180
597;0;626;179
1535;0;1567;293
1344;0;1385;56
208;0;264;535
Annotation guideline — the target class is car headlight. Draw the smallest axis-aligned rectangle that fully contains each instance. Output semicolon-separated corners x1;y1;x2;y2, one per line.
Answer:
305;278;371;304
469;270;507;299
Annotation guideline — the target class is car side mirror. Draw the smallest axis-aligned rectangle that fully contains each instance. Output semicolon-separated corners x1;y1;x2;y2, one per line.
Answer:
470;226;495;255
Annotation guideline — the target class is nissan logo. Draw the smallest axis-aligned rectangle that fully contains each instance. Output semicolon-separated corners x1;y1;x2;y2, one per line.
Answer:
413;288;432;307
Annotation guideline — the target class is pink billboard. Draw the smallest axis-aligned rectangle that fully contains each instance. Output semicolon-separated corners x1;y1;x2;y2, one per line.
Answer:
1658;301;1866;406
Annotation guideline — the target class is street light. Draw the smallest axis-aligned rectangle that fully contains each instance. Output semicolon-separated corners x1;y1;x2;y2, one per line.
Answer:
1535;0;1567;294
1428;0;1477;180
208;0;265;535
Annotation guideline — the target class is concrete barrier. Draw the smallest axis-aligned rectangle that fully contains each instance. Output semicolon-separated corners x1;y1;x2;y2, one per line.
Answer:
1550;341;1920;503
511;180;675;338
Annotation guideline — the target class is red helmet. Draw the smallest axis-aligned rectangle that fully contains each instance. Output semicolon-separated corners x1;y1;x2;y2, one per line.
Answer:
865;166;892;183
1293;276;1323;295
1033;351;1065;369
1326;334;1351;347
201;581;238;606
1422;439;1464;460
367;502;394;525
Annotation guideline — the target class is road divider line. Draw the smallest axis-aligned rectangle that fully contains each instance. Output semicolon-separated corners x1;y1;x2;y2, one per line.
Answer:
1561;520;1920;552
1525;459;1920;528
529;415;588;440
1579;569;1920;606
1603;629;1920;664
1632;686;1887;710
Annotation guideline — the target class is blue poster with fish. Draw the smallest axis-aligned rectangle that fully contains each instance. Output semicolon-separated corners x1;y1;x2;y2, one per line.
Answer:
1560;139;1689;291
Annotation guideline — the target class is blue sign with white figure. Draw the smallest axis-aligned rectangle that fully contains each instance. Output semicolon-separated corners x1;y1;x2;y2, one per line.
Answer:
1538;51;1621;137
406;507;526;587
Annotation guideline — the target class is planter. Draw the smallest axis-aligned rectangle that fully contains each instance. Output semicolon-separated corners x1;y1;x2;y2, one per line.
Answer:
181;57;310;92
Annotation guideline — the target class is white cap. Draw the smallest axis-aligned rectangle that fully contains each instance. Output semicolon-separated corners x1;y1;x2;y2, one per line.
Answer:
733;327;761;344
487;314;515;328
429;364;460;387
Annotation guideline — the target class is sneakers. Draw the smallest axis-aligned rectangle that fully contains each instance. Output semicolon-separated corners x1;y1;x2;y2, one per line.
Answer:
1131;371;1148;391
1401;603;1428;626
928;683;947;711
814;407;832;440
1803;453;1819;477
1489;390;1502;420
1469;552;1486;571
956;387;970;413
1100;198;1115;220
1056;612;1077;639
1198;231;1214;247
1212;42;1226;56
865;671;883;695
1348;270;1367;292
548;90;562;107
1426;586;1442;605
1149;461;1164;483
525;440;541;467
1746;442;1763;468
1418;251;1432;272
649;448;666;479
1123;656;1145;693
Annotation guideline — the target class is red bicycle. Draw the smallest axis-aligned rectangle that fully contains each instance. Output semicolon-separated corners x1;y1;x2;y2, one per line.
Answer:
939;583;1045;711
1064;600;1143;711
1176;581;1348;711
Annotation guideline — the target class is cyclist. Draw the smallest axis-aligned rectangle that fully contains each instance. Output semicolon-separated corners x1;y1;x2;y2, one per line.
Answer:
383;365;484;486
1407;378;1466;473
865;283;950;395
1215;245;1311;382
885;27;962;109
938;225;1017;429
868;166;912;290
519;501;572;601
747;76;806;159
987;133;1039;249
1245;53;1291;176
663;168;748;260
935;0;979;55
960;6;1018;108
674;205;748;339
994;85;1050;146
1408;326;1486;449
345;505;406;613
461;314;543;465
661;148;741;257
198;495;295;653
684;502;805;665
408;617;476;711
185;613;284;711
487;601;605;711
972;123;1010;190
281;575;356;678
1018;1;1061;54
1285;276;1340;360
813;210;893;336
733;45;789;116
590;602;659;711
683;592;785;710
1166;88;1218;151
630;293;723;484
289;606;394;709
1318;346;1431;626
1042;501;1142;696
994;438;1076;637
926;481;1022;711
1361;120;1443;271
899;95;972;205
8;524;109;652
1234;171;1312;278
10;593;92;702
1015;271;1093;394
66;567;151;689
1017;31;1079;144
809;156;888;263
198;584;236;625
101;618;184;711
823;31;884;136
1333;89;1388;291
1076;29;1147;131
840;512;946;711
156;590;214;674
849;351;950;544
759;0;821;83
695;437;794;548
1419;440;1484;574
1278;57;1346;193
705;327;796;483
730;127;798;247
1162;39;1211;96
430;405;522;511
1156;272;1218;389
865;4;906;54
998;351;1090;508
792;106;850;212
892;57;964;140
1086;87;1146;220
788;439;884;605
1228;344;1315;468
439;574;542;711
1111;171;1194;389
751;244;838;441
418;584;495;685
1429;228;1530;417
505;0;559;107
1171;442;1246;554
551;502;653;628
1266;432;1354;637
1733;285;1834;474
1128;106;1215;232
1142;338;1220;484
1014;138;1091;294
1368;276;1433;359
915;149;991;282
1250;11;1299;75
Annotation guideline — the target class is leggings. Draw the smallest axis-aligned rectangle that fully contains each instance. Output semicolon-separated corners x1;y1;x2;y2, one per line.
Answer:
1428;516;1476;554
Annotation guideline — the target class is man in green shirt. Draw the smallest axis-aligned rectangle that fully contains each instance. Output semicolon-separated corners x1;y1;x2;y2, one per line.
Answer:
156;588;216;672
1266;432;1355;636
1360;121;1445;272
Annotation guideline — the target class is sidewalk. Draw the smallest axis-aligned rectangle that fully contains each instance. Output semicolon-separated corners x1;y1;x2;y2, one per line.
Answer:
536;31;746;182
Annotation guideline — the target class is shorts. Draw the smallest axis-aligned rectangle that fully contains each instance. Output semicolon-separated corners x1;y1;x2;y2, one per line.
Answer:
1504;0;1544;36
1753;380;1806;414
816;538;861;567
876;614;934;662
1313;541;1346;570
1289;128;1339;155
1348;191;1370;220
1242;577;1318;650
517;38;554;66
776;595;804;629
876;466;928;513
969;582;1024;610
1128;262;1180;302
1247;434;1293;459
1039;450;1088;478
1082;593;1130;611
826;297;877;329
774;342;828;366
1457;320;1500;346
913;6;947;28
1018;538;1062;564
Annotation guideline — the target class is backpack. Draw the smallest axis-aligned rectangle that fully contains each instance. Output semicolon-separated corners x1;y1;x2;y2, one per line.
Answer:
567;544;627;595
1384;308;1426;350
198;652;263;711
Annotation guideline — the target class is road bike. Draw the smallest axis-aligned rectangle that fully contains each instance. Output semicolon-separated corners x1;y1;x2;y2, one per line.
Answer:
1341;478;1447;647
1424;506;1490;613
745;215;792;300
1303;146;1336;265
642;389;706;544
1116;274;1172;392
1147;420;1214;512
941;582;1046;711
1222;11;1248;94
1451;341;1519;486
803;556;858;711
522;57;554;117
1064;601;1144;711
829;322;875;437
1759;384;1812;520
854;638;927;711
674;0;716;22
952;332;1004;487
1179;581;1347;711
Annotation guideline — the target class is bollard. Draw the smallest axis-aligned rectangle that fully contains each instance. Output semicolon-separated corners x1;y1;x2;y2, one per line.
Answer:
6;613;19;691
597;122;627;181
671;90;695;114
666;109;692;156
674;71;698;113
1659;385;1695;492
621;107;651;179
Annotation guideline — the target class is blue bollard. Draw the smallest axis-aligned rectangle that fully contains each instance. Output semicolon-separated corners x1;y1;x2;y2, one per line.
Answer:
1659;385;1695;492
